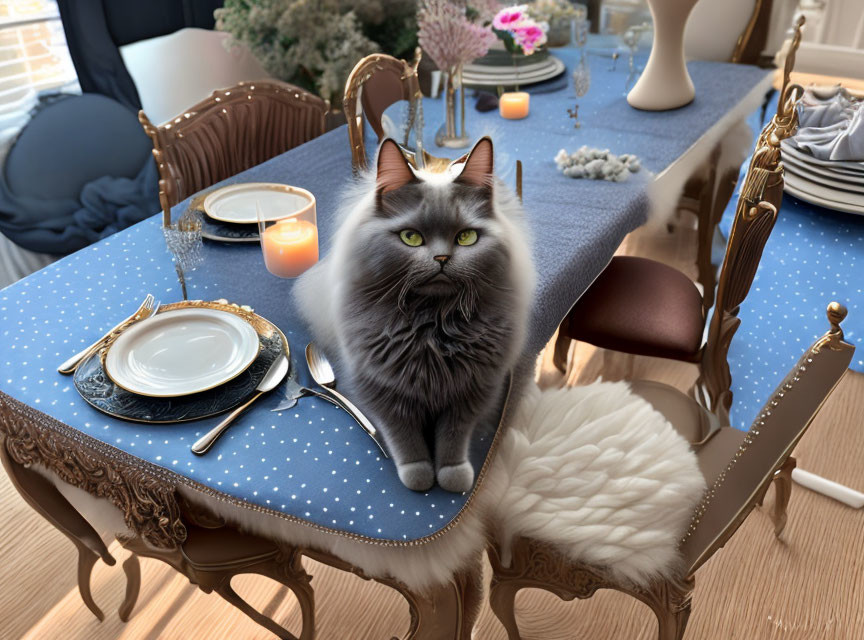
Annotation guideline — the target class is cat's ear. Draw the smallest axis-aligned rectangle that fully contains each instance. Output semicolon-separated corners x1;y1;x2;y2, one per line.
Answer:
376;139;416;194
456;137;494;188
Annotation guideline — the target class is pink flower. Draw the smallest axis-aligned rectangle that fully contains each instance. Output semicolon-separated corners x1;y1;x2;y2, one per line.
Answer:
493;5;528;31
513;24;547;54
492;5;549;55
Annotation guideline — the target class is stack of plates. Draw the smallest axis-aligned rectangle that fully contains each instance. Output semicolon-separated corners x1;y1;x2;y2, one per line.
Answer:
781;140;864;215
74;301;286;423
462;53;566;89
198;183;313;243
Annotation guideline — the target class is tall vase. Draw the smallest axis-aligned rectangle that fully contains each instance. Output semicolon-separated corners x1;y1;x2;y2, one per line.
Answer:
435;65;471;149
626;0;699;111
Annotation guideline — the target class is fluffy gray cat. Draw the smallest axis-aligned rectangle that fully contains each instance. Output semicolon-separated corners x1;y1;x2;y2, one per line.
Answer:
294;137;534;493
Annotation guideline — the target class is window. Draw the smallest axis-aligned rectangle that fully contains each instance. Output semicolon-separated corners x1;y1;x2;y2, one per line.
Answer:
0;0;78;136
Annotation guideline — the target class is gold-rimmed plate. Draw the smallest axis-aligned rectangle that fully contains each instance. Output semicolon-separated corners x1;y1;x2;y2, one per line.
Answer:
103;307;260;398
202;183;315;224
74;300;287;423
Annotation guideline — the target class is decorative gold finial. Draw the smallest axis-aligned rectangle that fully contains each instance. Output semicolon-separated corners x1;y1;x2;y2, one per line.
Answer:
813;301;848;353
827;301;847;331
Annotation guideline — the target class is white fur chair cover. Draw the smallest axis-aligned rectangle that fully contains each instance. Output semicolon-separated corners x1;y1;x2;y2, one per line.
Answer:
485;381;706;587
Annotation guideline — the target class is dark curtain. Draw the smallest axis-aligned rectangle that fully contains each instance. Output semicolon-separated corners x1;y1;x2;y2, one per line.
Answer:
57;0;224;110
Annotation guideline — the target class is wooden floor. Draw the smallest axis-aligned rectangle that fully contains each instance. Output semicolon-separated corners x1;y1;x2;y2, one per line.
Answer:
2;215;862;640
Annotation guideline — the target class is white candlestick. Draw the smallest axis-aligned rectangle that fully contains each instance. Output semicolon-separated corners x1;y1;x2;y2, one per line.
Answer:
791;468;864;509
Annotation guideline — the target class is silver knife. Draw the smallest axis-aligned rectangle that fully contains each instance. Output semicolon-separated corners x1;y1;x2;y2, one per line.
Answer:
191;354;289;455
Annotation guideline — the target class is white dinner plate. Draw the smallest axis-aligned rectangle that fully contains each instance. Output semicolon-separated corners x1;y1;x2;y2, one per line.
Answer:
781;152;864;190
203;183;315;225
783;159;864;194
784;171;864;216
780;141;864;177
104;308;260;397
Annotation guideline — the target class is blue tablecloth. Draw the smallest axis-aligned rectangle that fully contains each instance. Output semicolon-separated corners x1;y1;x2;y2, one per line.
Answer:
722;192;864;432
0;52;770;543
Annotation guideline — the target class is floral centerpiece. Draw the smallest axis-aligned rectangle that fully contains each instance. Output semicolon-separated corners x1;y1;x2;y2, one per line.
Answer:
418;0;496;148
491;5;549;56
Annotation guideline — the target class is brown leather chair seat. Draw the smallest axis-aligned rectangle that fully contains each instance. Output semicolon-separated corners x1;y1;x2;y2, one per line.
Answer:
563;256;706;362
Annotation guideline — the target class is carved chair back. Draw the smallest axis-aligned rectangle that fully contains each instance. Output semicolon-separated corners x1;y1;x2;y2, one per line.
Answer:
695;17;805;421
682;302;854;577
731;0;782;65
139;80;328;227
344;51;424;172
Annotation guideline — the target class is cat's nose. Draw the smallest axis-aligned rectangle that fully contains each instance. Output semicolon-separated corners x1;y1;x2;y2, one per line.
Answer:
434;255;450;264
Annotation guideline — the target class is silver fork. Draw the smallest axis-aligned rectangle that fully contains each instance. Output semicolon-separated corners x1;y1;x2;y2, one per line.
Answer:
58;294;157;374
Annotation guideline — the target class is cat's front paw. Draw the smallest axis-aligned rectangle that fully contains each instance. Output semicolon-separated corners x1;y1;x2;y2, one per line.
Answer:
397;460;435;491
437;462;475;493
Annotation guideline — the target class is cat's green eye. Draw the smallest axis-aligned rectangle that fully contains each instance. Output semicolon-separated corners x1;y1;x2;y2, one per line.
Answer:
400;230;424;247
456;229;478;246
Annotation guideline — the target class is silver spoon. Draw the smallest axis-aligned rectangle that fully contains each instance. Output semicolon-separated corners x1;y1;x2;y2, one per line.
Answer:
305;343;388;458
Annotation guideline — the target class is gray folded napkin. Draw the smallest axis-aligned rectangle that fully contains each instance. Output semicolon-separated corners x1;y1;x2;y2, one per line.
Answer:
791;87;863;162
797;86;857;128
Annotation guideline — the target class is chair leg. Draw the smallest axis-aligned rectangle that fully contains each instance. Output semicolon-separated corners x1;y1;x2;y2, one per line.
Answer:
489;576;523;640
376;552;483;640
119;553;141;622
75;542;106;622
216;581;299;640
255;552;315;640
636;577;694;640
552;331;571;374
771;456;796;538
0;438;114;622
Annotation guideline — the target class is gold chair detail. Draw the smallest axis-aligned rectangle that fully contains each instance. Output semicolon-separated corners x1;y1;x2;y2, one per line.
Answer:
344;50;424;172
490;302;854;640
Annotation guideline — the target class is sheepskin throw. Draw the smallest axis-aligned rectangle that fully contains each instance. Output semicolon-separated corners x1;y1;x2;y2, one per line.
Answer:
485;380;706;586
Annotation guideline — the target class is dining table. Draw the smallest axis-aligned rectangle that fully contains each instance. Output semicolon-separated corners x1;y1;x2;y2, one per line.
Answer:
0;45;773;637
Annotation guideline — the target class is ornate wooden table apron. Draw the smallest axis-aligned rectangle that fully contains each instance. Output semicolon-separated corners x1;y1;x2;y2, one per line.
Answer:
0;58;771;638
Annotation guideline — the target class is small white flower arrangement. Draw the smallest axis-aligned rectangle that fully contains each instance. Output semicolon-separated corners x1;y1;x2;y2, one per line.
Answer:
555;147;642;182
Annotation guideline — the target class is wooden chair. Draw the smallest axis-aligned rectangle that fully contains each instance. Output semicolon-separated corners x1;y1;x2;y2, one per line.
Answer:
138;80;329;228
490;302;854;640
344;51;424;172
554;18;806;427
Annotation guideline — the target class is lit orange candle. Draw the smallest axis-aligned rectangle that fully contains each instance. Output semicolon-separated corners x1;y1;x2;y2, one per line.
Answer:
499;91;530;119
261;218;319;278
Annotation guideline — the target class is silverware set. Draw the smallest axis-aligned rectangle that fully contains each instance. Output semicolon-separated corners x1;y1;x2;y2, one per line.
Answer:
59;295;385;457
191;342;386;457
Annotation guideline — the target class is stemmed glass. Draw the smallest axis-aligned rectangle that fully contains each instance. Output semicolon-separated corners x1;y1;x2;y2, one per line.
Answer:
163;174;203;300
618;21;652;91
569;6;591;127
